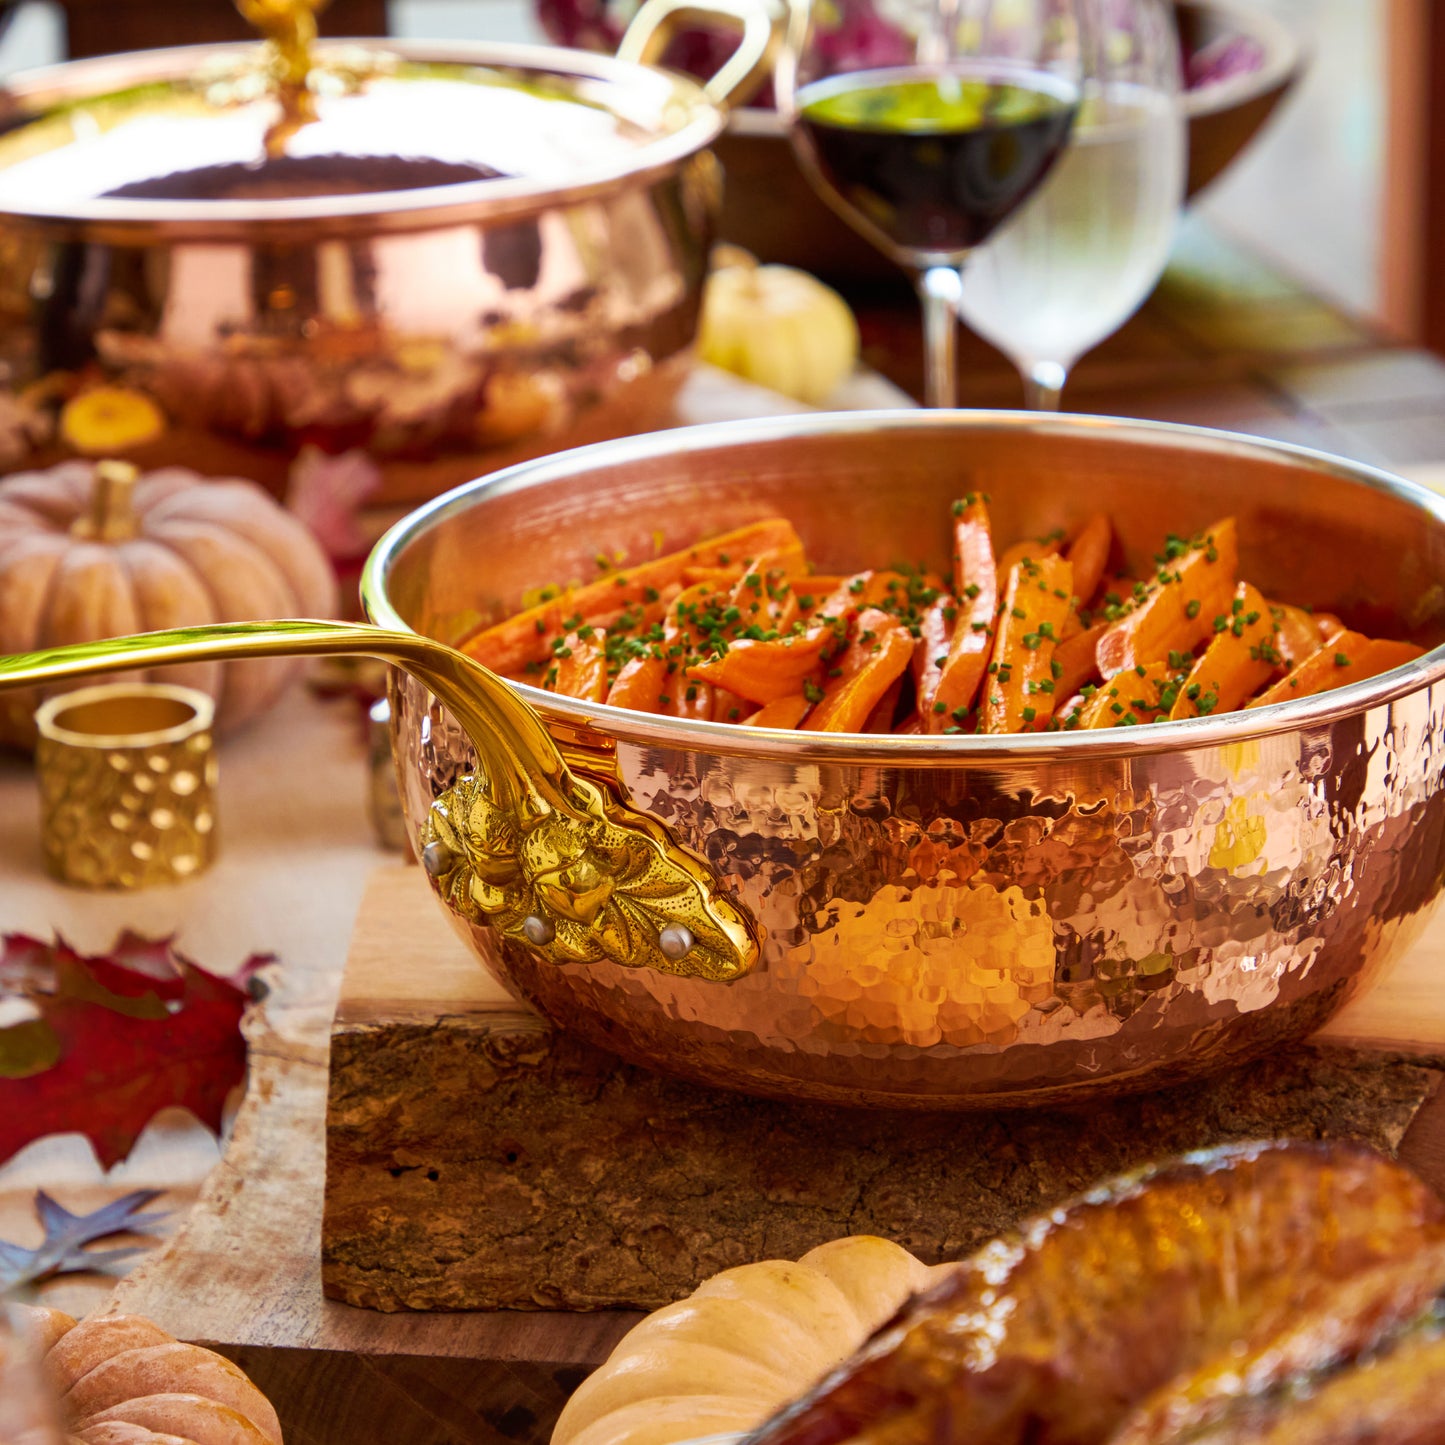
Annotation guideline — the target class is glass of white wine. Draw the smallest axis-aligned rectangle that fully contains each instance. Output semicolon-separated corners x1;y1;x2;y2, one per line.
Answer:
955;0;1185;409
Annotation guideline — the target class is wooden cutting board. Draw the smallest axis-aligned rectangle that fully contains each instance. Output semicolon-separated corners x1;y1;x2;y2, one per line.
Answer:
107;865;1445;1445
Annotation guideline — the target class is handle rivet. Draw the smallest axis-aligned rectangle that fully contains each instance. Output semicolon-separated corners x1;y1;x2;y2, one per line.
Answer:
659;924;694;960
422;840;454;878
524;914;556;946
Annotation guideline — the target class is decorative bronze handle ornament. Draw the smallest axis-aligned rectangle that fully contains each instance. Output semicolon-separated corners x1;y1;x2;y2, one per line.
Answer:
0;622;761;982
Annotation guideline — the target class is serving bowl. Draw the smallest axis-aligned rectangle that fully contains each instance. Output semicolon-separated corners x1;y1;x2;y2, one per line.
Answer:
1;412;1442;1109
0;1;771;505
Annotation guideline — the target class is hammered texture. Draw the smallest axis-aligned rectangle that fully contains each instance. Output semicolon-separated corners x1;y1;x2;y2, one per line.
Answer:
37;729;218;889
390;671;1445;1107
375;413;1445;1107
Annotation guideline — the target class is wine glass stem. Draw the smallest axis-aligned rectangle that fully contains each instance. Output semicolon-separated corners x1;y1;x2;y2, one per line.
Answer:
1022;359;1068;412
917;265;964;409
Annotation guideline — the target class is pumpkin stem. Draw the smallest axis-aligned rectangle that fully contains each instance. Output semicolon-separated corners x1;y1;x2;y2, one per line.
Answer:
73;460;141;542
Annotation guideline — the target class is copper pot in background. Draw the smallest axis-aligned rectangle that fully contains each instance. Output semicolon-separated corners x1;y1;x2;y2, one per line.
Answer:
0;3;773;507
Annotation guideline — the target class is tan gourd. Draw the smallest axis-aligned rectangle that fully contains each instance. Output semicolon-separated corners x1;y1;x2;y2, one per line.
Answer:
0;460;336;746
698;257;860;406
18;1307;283;1445
552;1236;950;1445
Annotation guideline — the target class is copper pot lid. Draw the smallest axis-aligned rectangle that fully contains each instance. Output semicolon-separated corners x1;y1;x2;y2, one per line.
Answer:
0;39;723;233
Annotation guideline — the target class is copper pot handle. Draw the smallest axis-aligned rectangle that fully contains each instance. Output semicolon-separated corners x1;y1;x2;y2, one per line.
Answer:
618;0;782;109
0;621;760;983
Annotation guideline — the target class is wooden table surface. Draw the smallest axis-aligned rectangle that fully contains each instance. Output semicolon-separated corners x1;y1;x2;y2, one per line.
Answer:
857;216;1445;478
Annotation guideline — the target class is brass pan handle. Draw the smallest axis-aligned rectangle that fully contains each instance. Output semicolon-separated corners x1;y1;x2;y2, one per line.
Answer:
618;0;782;110
0;621;760;983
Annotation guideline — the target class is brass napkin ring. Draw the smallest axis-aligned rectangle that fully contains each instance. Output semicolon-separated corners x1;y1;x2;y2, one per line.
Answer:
34;683;218;889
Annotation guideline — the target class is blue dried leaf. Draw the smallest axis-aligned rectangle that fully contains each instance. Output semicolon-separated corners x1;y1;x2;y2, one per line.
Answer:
0;1189;168;1294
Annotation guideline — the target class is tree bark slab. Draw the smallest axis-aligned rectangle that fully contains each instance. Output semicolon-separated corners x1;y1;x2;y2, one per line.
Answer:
323;869;1445;1313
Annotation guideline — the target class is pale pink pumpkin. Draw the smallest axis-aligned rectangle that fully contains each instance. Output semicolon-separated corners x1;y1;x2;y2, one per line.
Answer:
0;461;336;747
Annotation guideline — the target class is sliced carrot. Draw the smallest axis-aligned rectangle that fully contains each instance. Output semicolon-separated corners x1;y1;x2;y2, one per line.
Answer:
1170;582;1279;719
709;687;751;724
950;497;994;600
802;568;922;615
794;577;848;612
863;675;905;733
657;580;723;653
1246;633;1425;709
931;498;997;732
911;593;956;726
542;628;608;702
604;579;722;712
850;570;908;608
670;676;753;722
994;534;1063;597
1074;659;1186;729
681;564;745;588
1086;574;1142;626
462;516;804;673
725;561;801;636
684;569;864;704
844;568;947;613
1065;513;1112;613
743;694;812;729
661;676;715;720
1055;692;1087;725
744;540;810;577
1266;601;1321;670
1053;620;1107;700
1315;612;1347;642
1096;518;1238;678
685;631;835;704
605;652;668;713
801;609;914;733
980;554;1074;735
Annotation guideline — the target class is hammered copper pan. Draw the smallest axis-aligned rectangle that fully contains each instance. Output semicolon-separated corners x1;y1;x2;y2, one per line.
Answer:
2;412;1443;1108
369;411;1445;1107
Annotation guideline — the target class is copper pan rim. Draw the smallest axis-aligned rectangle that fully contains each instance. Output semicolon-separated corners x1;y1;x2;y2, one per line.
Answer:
0;38;724;236
363;408;1445;765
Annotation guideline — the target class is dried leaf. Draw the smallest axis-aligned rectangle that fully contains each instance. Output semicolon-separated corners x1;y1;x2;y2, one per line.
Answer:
286;443;382;560
0;1190;169;1293
0;933;270;1168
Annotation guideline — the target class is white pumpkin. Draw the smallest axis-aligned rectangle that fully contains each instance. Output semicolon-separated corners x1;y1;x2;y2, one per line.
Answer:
552;1236;949;1445
698;259;860;405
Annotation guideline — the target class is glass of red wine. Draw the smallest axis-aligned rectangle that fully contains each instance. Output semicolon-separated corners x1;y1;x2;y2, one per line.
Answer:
776;0;1084;407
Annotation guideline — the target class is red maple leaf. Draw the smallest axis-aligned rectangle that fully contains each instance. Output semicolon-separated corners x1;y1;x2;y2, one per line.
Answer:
0;932;270;1169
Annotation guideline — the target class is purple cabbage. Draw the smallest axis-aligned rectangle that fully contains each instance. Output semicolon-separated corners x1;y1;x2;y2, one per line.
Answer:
1185;33;1267;89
